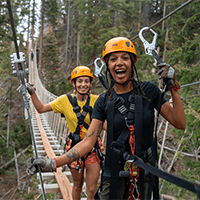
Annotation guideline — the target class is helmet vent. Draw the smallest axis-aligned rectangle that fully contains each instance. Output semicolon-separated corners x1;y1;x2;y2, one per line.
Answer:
126;41;130;47
112;44;118;47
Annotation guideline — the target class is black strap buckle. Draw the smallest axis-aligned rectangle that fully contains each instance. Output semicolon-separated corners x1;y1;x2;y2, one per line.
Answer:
78;120;83;125
115;97;128;115
83;105;89;112
114;96;125;108
73;106;81;113
110;141;125;154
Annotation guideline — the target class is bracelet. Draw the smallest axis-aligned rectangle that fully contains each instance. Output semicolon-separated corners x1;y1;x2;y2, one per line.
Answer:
172;84;181;91
54;158;57;172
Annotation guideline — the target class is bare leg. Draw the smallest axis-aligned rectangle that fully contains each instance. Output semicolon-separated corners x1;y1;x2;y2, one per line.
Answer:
85;163;101;200
71;166;84;200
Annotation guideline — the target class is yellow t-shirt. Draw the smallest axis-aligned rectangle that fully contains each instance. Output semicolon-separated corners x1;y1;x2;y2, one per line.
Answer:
50;94;98;138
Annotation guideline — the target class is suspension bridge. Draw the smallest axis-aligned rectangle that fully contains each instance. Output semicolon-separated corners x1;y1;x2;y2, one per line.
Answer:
27;45;100;199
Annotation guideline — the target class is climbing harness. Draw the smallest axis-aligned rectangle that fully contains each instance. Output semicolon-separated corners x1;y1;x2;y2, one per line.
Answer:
99;90;146;200
64;94;104;171
6;0;47;199
66;94;92;148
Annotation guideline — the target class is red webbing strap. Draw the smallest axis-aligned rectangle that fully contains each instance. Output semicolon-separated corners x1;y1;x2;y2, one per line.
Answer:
128;125;140;200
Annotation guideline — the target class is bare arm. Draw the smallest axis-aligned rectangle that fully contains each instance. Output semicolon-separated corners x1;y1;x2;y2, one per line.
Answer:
160;89;186;129
31;92;52;113
102;120;107;131
56;119;103;167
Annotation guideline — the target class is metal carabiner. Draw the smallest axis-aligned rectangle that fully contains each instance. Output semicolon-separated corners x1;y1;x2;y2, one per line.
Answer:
94;57;109;90
94;57;105;77
139;27;158;56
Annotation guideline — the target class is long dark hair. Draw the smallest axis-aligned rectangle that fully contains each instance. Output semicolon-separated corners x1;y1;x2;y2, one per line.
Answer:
104;53;147;100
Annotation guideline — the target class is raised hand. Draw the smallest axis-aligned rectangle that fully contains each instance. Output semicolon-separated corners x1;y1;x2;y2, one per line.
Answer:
26;82;36;95
157;63;180;91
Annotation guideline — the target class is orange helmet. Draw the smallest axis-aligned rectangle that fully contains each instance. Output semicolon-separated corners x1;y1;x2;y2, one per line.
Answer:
102;37;137;63
71;66;93;83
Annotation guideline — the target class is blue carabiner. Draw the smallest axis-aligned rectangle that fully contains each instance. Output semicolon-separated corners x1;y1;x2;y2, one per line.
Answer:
139;27;158;56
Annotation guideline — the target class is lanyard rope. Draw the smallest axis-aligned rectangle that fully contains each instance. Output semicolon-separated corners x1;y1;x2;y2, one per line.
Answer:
128;125;140;200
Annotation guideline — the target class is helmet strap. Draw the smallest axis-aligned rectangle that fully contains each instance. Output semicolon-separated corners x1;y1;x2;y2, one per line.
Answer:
123;76;134;86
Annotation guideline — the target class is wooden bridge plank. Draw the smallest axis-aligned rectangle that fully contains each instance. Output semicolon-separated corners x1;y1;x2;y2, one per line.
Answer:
35;110;73;200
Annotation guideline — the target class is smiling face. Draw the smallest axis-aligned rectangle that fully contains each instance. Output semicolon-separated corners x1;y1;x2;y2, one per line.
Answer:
108;51;132;85
73;76;91;95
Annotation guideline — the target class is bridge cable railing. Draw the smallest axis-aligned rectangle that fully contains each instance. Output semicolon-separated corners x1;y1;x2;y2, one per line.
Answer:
29;44;69;152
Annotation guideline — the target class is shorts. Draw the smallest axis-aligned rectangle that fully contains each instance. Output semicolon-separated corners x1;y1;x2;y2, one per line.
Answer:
69;152;100;169
66;137;104;169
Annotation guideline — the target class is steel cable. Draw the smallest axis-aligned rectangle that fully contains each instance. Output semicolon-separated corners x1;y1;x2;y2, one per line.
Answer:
6;0;47;199
130;0;195;41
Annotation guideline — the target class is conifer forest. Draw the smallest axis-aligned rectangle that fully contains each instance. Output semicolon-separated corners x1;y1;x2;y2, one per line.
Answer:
0;0;200;199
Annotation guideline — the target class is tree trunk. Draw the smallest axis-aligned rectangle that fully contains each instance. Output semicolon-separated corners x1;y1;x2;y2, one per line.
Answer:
162;26;169;62
162;0;167;30
14;146;20;188
69;24;73;70
138;0;142;31
31;0;36;49
26;1;31;67
142;0;150;27
76;7;81;66
93;0;97;71
76;31;80;66
6;107;10;148
65;0;70;74
38;0;44;73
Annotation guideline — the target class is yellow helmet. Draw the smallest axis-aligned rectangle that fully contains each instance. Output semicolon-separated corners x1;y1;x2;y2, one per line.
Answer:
102;37;137;63
71;66;93;83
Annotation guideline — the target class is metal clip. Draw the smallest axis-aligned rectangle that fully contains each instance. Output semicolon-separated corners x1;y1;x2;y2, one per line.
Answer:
94;57;105;77
139;27;158;56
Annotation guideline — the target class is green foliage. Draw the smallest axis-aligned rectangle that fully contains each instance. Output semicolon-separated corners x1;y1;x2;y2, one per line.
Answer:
44;0;59;31
41;31;73;94
0;115;31;166
10;117;31;148
161;157;200;200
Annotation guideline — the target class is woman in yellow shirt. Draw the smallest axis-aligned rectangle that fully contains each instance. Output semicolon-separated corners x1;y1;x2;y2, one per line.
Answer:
27;66;104;200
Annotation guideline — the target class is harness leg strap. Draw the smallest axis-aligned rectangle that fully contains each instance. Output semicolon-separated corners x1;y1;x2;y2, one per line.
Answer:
109;147;122;199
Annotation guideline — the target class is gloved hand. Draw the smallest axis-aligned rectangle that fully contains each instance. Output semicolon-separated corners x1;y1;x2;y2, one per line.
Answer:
26;82;36;95
27;157;56;176
157;63;181;92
